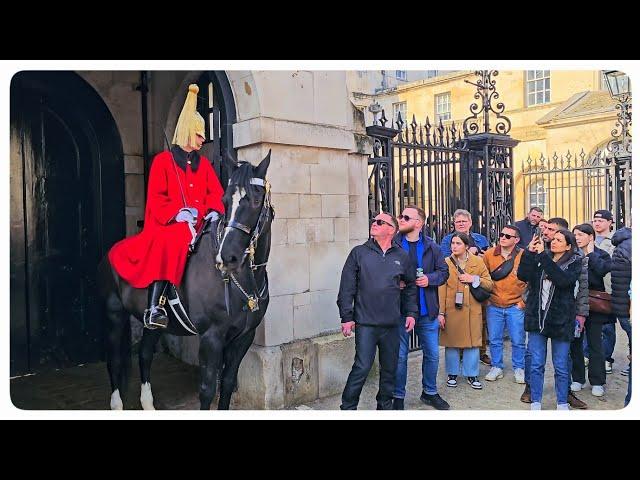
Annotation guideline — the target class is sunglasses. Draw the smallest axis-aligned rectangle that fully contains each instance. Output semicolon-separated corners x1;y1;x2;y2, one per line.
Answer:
373;218;394;227
397;214;419;222
499;232;517;239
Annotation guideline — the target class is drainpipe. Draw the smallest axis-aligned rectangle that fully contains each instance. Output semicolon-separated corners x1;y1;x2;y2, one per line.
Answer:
137;71;150;201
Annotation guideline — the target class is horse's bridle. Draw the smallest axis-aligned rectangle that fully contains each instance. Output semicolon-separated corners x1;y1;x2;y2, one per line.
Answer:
214;177;274;314
217;177;273;270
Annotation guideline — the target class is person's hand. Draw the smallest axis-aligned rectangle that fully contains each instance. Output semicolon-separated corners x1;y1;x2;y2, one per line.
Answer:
459;273;475;284
341;321;356;337
438;314;445;329
576;315;586;333
416;276;429;288
205;211;220;223
469;246;479;255
399;280;406;290
405;316;415;332
528;236;543;253
176;208;197;226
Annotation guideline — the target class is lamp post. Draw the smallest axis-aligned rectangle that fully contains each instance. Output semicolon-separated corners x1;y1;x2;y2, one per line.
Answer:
603;70;632;227
603;70;632;157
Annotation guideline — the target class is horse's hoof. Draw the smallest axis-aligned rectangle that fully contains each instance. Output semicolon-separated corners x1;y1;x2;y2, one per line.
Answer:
140;382;155;410
110;390;124;410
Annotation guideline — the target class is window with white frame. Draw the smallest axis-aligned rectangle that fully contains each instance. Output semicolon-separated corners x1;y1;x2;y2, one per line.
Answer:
435;92;451;122
526;70;551;106
528;179;547;212
396;70;407;81
392;101;407;125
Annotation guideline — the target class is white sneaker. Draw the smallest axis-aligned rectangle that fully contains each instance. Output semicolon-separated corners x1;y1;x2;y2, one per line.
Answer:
592;385;605;397
531;402;542;410
484;367;504;381
514;368;525;384
570;381;585;392
557;403;570;410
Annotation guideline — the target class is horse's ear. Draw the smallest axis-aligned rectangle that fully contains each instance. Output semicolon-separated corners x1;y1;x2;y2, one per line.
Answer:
255;149;271;179
223;150;238;177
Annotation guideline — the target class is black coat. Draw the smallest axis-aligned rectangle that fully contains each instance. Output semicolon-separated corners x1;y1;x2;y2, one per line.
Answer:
586;246;615;325
611;227;632;318
337;238;418;327
517;249;582;341
515;218;537;249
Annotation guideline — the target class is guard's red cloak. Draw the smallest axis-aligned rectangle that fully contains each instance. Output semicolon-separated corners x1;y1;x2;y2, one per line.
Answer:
108;150;225;288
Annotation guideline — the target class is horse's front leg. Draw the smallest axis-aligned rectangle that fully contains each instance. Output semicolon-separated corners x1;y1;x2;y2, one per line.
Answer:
138;328;163;410
198;329;224;410
218;328;256;410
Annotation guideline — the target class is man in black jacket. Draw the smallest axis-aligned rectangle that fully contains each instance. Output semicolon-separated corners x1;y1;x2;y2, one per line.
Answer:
610;227;632;403
515;207;544;249
337;212;418;410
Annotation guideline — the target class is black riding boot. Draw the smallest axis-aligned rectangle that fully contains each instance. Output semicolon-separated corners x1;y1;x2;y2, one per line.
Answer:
145;280;169;329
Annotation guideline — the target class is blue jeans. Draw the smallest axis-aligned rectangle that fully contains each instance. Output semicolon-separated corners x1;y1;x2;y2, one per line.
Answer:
525;333;531;384
528;332;571;405
445;347;480;377
487;304;525;370
625;362;632;407
603;317;632;363
394;315;440;398
341;325;400;410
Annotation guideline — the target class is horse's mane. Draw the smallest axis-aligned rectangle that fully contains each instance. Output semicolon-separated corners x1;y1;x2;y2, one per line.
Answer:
222;161;259;203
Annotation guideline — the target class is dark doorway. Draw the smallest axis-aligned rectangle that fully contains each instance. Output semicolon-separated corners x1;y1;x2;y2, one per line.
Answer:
10;71;124;376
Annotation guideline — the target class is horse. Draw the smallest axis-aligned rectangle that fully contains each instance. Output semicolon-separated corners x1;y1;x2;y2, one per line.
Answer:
97;151;273;410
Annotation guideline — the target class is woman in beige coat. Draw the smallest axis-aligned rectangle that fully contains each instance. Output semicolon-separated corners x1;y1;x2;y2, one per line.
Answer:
438;232;493;389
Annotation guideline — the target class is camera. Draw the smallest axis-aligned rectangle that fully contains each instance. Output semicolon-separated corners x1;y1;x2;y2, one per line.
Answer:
455;291;464;309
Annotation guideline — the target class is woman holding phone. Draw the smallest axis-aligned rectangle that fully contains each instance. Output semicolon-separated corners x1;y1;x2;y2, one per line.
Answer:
517;229;582;409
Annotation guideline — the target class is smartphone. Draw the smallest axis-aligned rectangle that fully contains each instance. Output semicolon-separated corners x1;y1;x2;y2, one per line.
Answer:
534;226;542;239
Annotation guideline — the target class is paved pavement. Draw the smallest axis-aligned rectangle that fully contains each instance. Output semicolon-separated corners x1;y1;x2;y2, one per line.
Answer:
10;326;631;411
298;326;631;411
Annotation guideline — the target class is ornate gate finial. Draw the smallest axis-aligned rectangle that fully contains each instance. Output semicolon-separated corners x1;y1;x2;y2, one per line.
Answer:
463;70;512;135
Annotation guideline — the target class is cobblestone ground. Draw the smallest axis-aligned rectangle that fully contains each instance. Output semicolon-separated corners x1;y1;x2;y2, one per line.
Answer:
10;327;631;411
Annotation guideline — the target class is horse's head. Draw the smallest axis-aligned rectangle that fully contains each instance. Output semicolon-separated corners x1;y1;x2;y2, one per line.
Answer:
216;150;272;273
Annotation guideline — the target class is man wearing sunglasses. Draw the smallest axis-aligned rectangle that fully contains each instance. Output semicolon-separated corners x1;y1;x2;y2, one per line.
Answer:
483;225;527;384
391;205;450;410
337;212;418;410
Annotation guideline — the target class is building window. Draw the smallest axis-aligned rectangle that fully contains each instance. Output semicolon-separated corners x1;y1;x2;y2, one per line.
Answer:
393;101;407;125
396;70;407;81
528;180;547;212
435;92;451;122
526;70;551;106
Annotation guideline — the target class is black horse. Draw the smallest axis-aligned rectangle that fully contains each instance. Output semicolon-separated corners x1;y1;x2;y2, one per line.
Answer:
97;151;273;409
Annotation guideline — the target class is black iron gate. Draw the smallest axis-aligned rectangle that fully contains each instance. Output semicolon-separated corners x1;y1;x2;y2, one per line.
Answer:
521;147;631;229
367;71;518;350
367;115;470;243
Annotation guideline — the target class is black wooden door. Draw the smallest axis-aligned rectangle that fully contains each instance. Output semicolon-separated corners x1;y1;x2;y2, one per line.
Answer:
10;72;124;375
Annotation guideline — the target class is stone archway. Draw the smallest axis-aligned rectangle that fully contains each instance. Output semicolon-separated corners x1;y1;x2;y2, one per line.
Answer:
10;71;124;375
